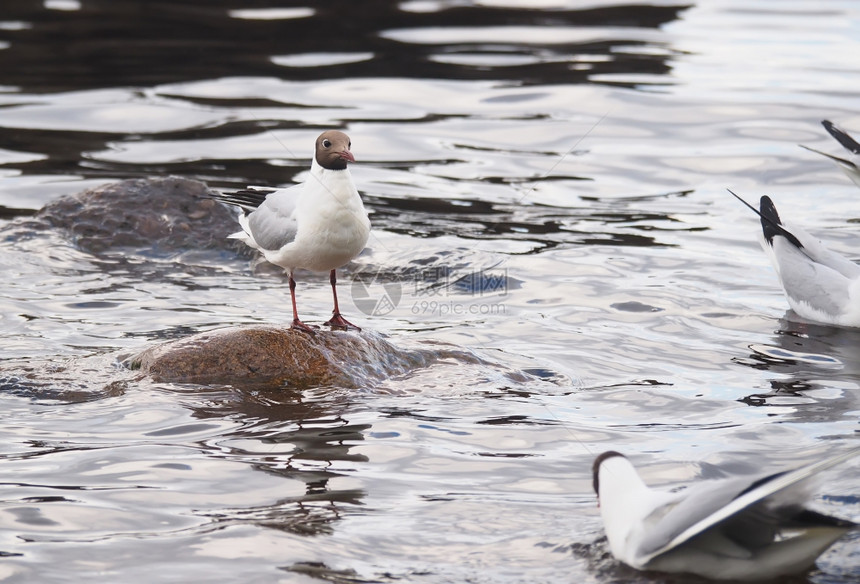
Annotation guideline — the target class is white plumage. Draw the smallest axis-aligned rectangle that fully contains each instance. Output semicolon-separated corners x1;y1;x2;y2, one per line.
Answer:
731;190;860;328
593;449;858;581
214;130;370;332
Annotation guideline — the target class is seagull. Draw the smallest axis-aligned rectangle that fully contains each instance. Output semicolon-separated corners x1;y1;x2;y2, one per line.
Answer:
592;449;859;581
729;190;860;328
213;130;371;333
801;120;860;188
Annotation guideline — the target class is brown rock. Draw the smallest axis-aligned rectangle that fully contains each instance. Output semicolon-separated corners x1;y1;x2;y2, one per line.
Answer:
125;326;439;388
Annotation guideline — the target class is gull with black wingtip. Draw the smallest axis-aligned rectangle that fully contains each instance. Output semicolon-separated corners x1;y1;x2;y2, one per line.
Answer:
213;130;371;333
729;190;860;328
801;119;860;188
592;449;859;581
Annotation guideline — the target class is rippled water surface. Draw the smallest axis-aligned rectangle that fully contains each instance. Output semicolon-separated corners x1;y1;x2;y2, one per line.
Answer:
1;1;859;582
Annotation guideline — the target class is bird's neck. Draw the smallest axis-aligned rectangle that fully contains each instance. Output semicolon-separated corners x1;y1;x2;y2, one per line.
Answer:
310;157;349;177
308;158;356;200
599;458;652;553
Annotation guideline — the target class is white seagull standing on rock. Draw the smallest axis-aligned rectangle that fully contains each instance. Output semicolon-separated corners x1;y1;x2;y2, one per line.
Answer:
729;190;860;328
801;119;860;188
592;449;859;581
213;130;371;333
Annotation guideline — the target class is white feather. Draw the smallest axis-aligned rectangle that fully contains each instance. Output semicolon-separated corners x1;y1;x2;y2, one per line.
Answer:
758;207;860;328
594;450;859;581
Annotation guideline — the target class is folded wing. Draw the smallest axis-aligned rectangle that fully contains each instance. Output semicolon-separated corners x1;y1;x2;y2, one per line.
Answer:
638;448;860;566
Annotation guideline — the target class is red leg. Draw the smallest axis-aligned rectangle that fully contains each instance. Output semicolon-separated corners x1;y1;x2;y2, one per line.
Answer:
324;269;361;331
288;272;316;334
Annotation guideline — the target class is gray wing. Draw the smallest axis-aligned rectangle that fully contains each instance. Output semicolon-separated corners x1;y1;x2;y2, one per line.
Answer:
799;144;858;173
638;448;860;564
823;119;860;156
775;240;852;317
770;224;860;318
784;220;860;280
801;120;860;187
636;477;752;559
246;185;301;251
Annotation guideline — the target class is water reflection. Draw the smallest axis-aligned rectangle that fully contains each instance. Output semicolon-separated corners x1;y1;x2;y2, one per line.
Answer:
0;1;859;582
0;2;688;93
188;389;370;536
0;0;691;198
734;317;860;423
369;188;698;252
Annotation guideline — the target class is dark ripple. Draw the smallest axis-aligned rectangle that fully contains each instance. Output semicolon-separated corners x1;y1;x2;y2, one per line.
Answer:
0;2;688;93
0;0;689;197
198;490;365;537
368;190;701;251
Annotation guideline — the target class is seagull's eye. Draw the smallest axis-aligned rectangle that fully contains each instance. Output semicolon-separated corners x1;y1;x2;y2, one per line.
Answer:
323;139;332;148
348;141;351;148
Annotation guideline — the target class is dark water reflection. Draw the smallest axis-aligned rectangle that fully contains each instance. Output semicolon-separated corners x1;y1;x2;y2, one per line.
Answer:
0;1;687;92
200;417;371;537
733;318;860;425
369;188;697;251
1;0;859;583
0;0;690;195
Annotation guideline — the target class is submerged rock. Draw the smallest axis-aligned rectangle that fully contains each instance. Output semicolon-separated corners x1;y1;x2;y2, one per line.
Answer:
29;176;237;254
125;326;442;388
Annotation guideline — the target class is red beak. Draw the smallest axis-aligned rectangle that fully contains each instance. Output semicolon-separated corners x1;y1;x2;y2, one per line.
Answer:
339;149;355;163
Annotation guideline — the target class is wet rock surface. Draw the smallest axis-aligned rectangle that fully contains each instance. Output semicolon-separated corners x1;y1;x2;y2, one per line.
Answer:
125;326;447;388
24;176;238;254
0;325;511;396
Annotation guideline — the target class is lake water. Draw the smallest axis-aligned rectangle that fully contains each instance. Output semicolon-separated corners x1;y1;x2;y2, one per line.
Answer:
0;1;859;582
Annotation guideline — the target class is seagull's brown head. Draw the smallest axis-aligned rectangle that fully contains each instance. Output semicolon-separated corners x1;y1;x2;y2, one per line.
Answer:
315;130;355;171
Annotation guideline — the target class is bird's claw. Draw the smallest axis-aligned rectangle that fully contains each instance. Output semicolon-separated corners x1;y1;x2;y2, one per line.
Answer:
324;313;361;331
291;319;319;334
